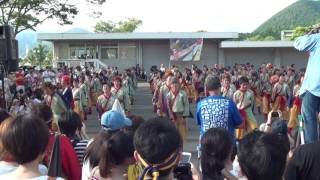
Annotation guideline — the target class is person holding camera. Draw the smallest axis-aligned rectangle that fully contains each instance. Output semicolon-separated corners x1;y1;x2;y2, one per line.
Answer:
294;25;320;143
134;117;199;180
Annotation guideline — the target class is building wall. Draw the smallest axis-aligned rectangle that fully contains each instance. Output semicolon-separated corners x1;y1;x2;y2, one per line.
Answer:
223;47;308;69
55;42;69;59
279;48;308;68
141;40;170;72
141;39;219;72
170;40;219;70
52;39;308;71
224;48;275;68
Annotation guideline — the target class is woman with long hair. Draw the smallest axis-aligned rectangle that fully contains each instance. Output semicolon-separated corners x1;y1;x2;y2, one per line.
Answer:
201;128;233;180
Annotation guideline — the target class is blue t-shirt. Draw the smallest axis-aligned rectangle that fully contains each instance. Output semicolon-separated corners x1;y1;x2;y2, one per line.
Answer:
196;96;242;141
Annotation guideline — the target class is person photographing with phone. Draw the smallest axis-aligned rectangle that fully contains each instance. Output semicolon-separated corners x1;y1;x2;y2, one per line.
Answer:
294;24;320;144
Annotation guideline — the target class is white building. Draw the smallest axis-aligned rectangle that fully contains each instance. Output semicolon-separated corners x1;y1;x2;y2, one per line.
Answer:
37;32;308;71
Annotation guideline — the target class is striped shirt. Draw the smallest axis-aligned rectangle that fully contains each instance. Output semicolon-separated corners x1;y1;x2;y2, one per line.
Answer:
71;139;89;167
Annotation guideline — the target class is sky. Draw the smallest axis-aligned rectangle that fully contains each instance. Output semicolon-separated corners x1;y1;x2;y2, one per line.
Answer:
36;0;298;33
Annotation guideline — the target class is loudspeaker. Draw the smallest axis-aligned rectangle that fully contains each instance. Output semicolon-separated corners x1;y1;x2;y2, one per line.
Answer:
0;25;18;73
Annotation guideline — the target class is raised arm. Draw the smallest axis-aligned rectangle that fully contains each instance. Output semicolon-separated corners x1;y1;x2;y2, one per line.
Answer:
294;33;320;52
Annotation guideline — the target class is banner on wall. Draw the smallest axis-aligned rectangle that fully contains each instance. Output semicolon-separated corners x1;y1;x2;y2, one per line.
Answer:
169;38;203;61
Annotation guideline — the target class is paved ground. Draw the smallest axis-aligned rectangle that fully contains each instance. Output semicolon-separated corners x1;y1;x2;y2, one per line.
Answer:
85;82;264;164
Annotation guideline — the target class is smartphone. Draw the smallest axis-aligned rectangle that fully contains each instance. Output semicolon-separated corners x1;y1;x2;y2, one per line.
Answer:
180;152;192;164
271;111;280;118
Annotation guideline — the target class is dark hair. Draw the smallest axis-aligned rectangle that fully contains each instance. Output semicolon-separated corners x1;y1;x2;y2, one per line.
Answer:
238;76;249;85
205;75;221;91
2;114;49;164
238;131;289;180
31;104;53;127
99;131;134;178
134;117;182;178
42;82;55;90
0;108;10;124
33;88;44;101
201;128;233;180
127;115;145;132
222;74;231;82
57;112;82;138
84;129;118;168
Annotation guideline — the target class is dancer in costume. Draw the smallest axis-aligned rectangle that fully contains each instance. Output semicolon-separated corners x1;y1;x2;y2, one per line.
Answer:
111;76;131;114
43;82;68;131
167;77;190;142
156;71;173;117
79;76;89;120
234;76;258;139
73;78;87;122
250;71;262;114
91;73;102;108
221;74;236;99
96;84;115;120
288;76;304;132
271;74;291;120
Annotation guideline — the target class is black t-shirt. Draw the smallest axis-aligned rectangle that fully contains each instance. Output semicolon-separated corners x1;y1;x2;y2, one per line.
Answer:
284;141;320;180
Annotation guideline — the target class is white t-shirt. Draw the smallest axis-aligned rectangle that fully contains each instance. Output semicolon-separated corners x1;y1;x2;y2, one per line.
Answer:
0;175;64;180
33;176;64;180
0;162;48;176
81;139;94;180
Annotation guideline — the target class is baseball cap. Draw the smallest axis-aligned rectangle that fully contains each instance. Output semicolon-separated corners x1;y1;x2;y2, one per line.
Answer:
100;110;132;130
62;75;70;82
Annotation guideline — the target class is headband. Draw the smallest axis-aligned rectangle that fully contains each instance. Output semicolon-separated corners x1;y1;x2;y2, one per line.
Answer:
138;151;179;180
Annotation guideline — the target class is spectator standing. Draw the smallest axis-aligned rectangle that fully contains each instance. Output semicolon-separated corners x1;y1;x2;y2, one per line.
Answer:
197;75;242;141
31;104;81;180
133;117;183;180
0;115;59;179
201;128;233;180
237;131;289;180
293;27;320;143
57;112;89;167
284;141;320;180
82;110;132;180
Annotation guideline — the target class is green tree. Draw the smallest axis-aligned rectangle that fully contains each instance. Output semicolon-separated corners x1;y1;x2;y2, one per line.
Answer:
23;49;37;65
290;26;313;40
94;18;142;33
23;43;52;67
0;0;106;36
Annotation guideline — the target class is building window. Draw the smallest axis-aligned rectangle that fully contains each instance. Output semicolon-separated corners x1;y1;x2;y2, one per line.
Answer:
119;46;136;60
70;44;97;59
86;46;97;59
70;46;86;59
101;47;118;59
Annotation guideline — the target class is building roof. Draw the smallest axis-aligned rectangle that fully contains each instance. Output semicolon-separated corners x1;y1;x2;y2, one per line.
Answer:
37;32;239;41
220;41;294;48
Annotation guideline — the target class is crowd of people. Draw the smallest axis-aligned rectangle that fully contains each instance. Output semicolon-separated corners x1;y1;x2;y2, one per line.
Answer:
150;62;305;141
0;30;320;180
